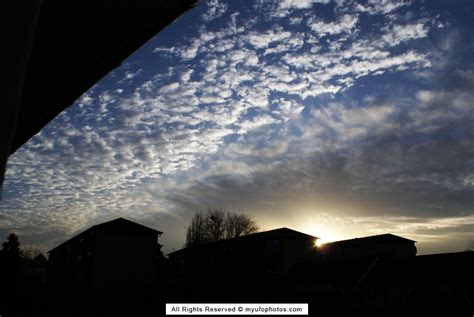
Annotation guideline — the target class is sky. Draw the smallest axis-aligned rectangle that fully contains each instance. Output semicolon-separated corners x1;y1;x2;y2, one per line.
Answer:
1;0;474;255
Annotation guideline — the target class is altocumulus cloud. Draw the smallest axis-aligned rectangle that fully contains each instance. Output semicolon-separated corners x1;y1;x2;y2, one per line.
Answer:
1;0;473;254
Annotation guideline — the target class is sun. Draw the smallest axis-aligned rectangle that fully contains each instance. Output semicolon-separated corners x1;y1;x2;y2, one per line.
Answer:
314;239;325;248
303;225;341;247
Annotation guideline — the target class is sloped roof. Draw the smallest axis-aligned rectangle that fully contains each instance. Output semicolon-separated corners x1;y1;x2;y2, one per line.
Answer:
30;253;48;265
168;227;318;257
323;233;416;248
48;217;162;253
235;227;318;241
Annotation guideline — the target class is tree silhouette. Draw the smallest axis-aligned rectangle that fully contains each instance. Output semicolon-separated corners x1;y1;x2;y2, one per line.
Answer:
0;234;22;316
206;207;227;242
20;246;45;260
466;240;474;252
226;212;259;239
0;233;22;278
1;233;21;258
186;211;208;246
186;208;259;247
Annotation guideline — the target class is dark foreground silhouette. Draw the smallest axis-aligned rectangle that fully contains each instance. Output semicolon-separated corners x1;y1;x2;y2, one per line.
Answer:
1;219;473;317
3;256;473;317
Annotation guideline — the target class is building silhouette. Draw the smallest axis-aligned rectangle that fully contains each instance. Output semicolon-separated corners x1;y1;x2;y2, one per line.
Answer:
9;219;472;316
320;233;417;259
169;227;318;278
48;217;164;289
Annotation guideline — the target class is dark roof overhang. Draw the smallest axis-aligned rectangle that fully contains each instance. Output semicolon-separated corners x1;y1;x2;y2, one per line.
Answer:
2;0;197;193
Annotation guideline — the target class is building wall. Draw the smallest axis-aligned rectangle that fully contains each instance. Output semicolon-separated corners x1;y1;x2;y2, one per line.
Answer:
280;238;316;271
49;229;161;289
170;236;317;278
322;241;417;259
92;230;159;288
48;233;95;288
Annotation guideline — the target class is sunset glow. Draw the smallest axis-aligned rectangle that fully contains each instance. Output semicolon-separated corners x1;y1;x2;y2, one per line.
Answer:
314;239;324;248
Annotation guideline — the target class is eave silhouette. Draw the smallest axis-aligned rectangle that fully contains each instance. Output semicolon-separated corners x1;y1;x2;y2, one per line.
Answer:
2;0;197;190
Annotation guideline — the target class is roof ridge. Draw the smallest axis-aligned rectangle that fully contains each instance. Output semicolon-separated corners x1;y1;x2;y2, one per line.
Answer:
324;233;417;245
48;217;162;253
168;226;318;256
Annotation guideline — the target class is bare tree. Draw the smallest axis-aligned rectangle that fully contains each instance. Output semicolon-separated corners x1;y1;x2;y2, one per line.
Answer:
185;212;207;247
185;208;259;247
20;246;46;260
225;212;259;239
204;207;226;242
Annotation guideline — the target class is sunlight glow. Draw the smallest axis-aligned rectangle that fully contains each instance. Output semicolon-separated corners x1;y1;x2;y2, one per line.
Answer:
300;222;345;245
314;239;325;248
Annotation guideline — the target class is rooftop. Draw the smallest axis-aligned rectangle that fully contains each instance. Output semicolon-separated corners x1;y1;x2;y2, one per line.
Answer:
169;227;318;256
322;233;416;247
48;217;162;253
